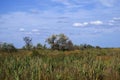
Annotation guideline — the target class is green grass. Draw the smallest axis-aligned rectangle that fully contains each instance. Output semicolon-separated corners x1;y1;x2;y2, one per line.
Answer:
0;48;120;80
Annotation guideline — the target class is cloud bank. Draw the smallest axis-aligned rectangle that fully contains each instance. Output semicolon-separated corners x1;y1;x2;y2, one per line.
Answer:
73;20;103;27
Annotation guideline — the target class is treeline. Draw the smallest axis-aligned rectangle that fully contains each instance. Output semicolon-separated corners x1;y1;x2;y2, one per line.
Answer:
0;34;101;52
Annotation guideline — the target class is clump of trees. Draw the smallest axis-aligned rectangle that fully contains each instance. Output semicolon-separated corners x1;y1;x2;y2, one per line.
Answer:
46;34;74;51
22;34;100;51
0;34;101;52
45;34;100;51
0;42;17;53
23;37;46;50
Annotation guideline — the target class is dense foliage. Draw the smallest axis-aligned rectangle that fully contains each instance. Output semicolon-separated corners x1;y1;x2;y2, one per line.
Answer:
46;34;74;51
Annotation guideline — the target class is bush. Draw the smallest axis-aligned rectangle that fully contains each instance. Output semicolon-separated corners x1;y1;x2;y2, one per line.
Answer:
96;46;101;49
31;50;39;56
0;43;17;53
31;50;44;57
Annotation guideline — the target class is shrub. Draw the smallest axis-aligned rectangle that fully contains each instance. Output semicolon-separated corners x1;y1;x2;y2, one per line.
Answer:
31;50;44;57
31;50;39;57
0;42;17;53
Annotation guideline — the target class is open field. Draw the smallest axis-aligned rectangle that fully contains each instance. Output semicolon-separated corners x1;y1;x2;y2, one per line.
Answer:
1;0;120;80
0;48;120;80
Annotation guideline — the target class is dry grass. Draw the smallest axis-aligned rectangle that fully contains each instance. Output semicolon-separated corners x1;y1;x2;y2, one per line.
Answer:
0;48;120;80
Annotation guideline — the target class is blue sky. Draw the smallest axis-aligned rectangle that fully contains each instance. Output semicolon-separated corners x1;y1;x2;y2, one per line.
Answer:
0;0;120;48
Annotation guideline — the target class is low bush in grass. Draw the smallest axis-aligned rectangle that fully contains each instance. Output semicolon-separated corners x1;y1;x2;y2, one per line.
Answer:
31;50;44;57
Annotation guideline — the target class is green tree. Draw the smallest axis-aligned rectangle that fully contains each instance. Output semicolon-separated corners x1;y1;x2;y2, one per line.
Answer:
56;34;68;50
23;37;33;50
36;43;45;49
46;34;74;51
46;34;57;50
66;40;74;50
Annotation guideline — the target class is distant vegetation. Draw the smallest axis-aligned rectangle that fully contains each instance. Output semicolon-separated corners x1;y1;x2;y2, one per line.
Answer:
0;33;120;80
0;33;101;51
23;36;33;50
46;34;74;51
0;42;17;53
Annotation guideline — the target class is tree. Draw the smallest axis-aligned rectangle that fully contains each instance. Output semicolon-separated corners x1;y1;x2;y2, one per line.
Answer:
66;40;74;50
0;42;3;50
46;34;57;50
36;43;43;49
35;43;46;49
46;34;74;51
56;34;68;50
23;37;33;50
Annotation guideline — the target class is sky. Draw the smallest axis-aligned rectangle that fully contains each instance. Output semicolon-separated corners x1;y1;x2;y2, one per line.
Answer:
0;0;120;48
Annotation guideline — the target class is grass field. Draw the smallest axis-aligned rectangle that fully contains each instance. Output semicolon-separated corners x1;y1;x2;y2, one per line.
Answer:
0;48;120;80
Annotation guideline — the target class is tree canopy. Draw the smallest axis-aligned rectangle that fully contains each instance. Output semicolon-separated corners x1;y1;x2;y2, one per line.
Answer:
46;34;74;51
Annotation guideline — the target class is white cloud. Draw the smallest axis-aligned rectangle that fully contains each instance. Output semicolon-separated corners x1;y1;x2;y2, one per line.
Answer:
113;17;120;20
32;29;40;35
35;32;40;35
108;19;115;25
107;17;120;26
73;23;82;27
108;23;114;25
73;22;88;27
83;22;89;25
32;29;39;32
90;20;103;25
99;0;118;7
25;32;32;35
19;28;25;32
73;17;120;28
73;20;103;27
51;0;85;8
109;20;115;23
52;0;70;6
19;28;40;35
